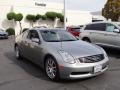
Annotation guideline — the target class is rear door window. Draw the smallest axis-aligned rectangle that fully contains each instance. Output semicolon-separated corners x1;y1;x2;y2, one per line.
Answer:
85;23;106;31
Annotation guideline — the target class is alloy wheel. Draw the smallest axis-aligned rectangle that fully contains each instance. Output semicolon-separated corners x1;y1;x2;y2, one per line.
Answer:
45;58;57;80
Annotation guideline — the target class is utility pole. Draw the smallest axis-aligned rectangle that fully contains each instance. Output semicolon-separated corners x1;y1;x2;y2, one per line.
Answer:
64;0;66;29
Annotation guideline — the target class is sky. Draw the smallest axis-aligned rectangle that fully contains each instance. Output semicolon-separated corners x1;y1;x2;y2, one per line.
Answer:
39;0;107;12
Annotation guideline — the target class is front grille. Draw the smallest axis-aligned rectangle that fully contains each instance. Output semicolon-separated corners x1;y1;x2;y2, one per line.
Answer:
78;54;104;63
71;72;89;75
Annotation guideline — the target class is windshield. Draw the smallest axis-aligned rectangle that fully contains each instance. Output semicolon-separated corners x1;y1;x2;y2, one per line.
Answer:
40;30;77;42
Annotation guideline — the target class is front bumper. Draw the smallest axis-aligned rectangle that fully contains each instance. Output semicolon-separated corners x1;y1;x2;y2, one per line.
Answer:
59;58;109;79
0;35;8;39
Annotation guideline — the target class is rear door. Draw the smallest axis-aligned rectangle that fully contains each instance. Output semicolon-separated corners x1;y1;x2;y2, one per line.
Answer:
84;23;107;44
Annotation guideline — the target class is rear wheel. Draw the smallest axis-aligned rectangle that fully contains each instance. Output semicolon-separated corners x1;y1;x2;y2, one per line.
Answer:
82;38;91;43
15;45;22;59
45;57;59;81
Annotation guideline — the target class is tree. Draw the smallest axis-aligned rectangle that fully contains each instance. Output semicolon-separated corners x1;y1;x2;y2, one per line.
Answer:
26;14;37;27
45;12;57;21
56;13;64;22
36;14;42;20
35;14;42;25
41;15;47;20
102;0;120;21
45;12;64;22
6;28;15;35
7;12;16;20
14;13;23;33
7;12;23;34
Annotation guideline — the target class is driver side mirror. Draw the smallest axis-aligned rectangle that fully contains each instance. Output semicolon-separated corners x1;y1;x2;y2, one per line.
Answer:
31;38;40;44
114;29;120;33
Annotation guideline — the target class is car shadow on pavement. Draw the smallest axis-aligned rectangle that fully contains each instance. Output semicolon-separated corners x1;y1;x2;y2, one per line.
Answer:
4;51;50;81
4;51;109;83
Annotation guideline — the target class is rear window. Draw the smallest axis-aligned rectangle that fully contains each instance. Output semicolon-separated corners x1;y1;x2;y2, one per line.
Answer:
85;23;106;31
72;28;80;32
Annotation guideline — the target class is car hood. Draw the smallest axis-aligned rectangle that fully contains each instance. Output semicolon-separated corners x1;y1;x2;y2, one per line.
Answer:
46;40;103;58
0;31;7;34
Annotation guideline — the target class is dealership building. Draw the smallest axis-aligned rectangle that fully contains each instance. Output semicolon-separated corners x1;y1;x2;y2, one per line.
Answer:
0;0;95;35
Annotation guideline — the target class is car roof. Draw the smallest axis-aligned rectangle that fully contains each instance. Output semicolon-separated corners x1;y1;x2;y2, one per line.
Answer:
85;21;115;25
30;28;66;31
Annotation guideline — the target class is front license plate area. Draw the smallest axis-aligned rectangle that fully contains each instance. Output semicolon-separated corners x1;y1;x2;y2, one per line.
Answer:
94;65;102;73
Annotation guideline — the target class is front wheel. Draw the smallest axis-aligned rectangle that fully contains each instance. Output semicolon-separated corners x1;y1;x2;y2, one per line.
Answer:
45;57;59;81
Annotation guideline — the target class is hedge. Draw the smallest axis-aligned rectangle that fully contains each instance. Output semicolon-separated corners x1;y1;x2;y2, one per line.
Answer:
6;28;15;35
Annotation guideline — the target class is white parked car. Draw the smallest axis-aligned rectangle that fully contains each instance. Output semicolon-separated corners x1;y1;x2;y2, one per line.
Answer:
80;22;120;48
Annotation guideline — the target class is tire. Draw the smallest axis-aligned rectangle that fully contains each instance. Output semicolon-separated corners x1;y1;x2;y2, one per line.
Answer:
45;57;59;81
15;45;22;60
82;38;91;43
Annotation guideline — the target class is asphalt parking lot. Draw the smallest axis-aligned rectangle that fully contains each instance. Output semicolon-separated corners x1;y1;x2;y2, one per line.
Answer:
0;37;120;90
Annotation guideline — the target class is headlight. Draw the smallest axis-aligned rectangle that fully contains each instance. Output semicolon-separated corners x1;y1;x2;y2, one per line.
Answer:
100;48;108;57
58;50;75;64
78;58;86;63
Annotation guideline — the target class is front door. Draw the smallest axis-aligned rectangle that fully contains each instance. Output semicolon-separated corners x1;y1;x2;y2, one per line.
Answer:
26;30;43;65
105;23;120;47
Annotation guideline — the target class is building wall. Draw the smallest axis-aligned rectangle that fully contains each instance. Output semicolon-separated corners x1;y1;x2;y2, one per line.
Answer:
0;0;64;35
0;0;92;35
66;10;92;26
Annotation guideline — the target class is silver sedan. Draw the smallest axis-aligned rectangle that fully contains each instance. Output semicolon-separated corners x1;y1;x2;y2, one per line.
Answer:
15;28;109;81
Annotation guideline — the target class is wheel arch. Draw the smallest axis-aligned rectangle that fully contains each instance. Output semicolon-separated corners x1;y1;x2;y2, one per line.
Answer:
43;54;57;66
43;53;60;80
82;37;91;42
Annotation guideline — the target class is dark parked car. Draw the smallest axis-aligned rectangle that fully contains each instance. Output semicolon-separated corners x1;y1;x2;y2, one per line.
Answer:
0;29;8;39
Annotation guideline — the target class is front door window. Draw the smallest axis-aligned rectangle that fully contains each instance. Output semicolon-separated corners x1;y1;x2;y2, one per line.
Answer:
106;24;117;32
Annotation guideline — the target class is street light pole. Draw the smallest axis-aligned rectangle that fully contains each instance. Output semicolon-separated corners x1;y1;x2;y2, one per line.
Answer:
64;0;66;29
